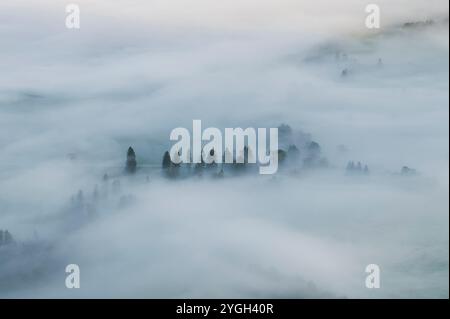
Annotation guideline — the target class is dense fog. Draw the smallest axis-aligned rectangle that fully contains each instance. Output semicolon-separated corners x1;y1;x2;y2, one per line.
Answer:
0;0;448;298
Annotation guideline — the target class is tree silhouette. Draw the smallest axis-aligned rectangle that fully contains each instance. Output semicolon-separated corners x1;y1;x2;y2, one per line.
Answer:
126;147;137;174
364;165;370;175
162;150;180;178
346;161;355;172
0;230;14;246
162;151;171;169
288;144;300;159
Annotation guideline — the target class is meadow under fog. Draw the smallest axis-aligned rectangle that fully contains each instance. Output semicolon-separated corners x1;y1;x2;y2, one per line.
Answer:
0;0;448;298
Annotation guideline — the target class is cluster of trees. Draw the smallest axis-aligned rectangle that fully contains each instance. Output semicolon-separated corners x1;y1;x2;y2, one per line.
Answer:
302;141;328;169
66;130;331;207
278;124;328;169
69;188;98;219
125;147;137;174
89;144;418;187
70;173;127;203
0;230;14;247
161;148;244;179
346;161;370;175
120;125;330;181
160;138;328;179
67;146;140;220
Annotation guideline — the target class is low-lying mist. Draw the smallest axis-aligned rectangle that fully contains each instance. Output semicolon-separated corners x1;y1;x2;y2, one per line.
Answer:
0;0;448;298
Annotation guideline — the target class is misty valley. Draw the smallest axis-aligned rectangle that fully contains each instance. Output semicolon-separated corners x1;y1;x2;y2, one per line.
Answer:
0;1;448;299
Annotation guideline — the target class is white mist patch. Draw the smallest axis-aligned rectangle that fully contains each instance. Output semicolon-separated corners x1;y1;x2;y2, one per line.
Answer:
0;0;448;298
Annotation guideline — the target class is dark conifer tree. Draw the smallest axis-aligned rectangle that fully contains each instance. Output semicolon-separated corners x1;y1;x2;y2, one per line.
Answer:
288;144;300;159
346;161;355;172
0;230;14;246
364;165;370;175
162;151;171;170
126;147;137;174
356;162;362;171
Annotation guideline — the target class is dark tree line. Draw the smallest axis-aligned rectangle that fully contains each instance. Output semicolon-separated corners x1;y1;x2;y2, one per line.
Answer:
346;161;369;175
126;147;137;174
0;230;14;247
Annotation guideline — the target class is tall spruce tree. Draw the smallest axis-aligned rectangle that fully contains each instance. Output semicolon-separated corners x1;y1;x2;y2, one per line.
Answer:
126;147;137;174
162;151;171;169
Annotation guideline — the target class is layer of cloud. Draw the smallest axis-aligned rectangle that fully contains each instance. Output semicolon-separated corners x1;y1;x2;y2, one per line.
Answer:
0;0;448;298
